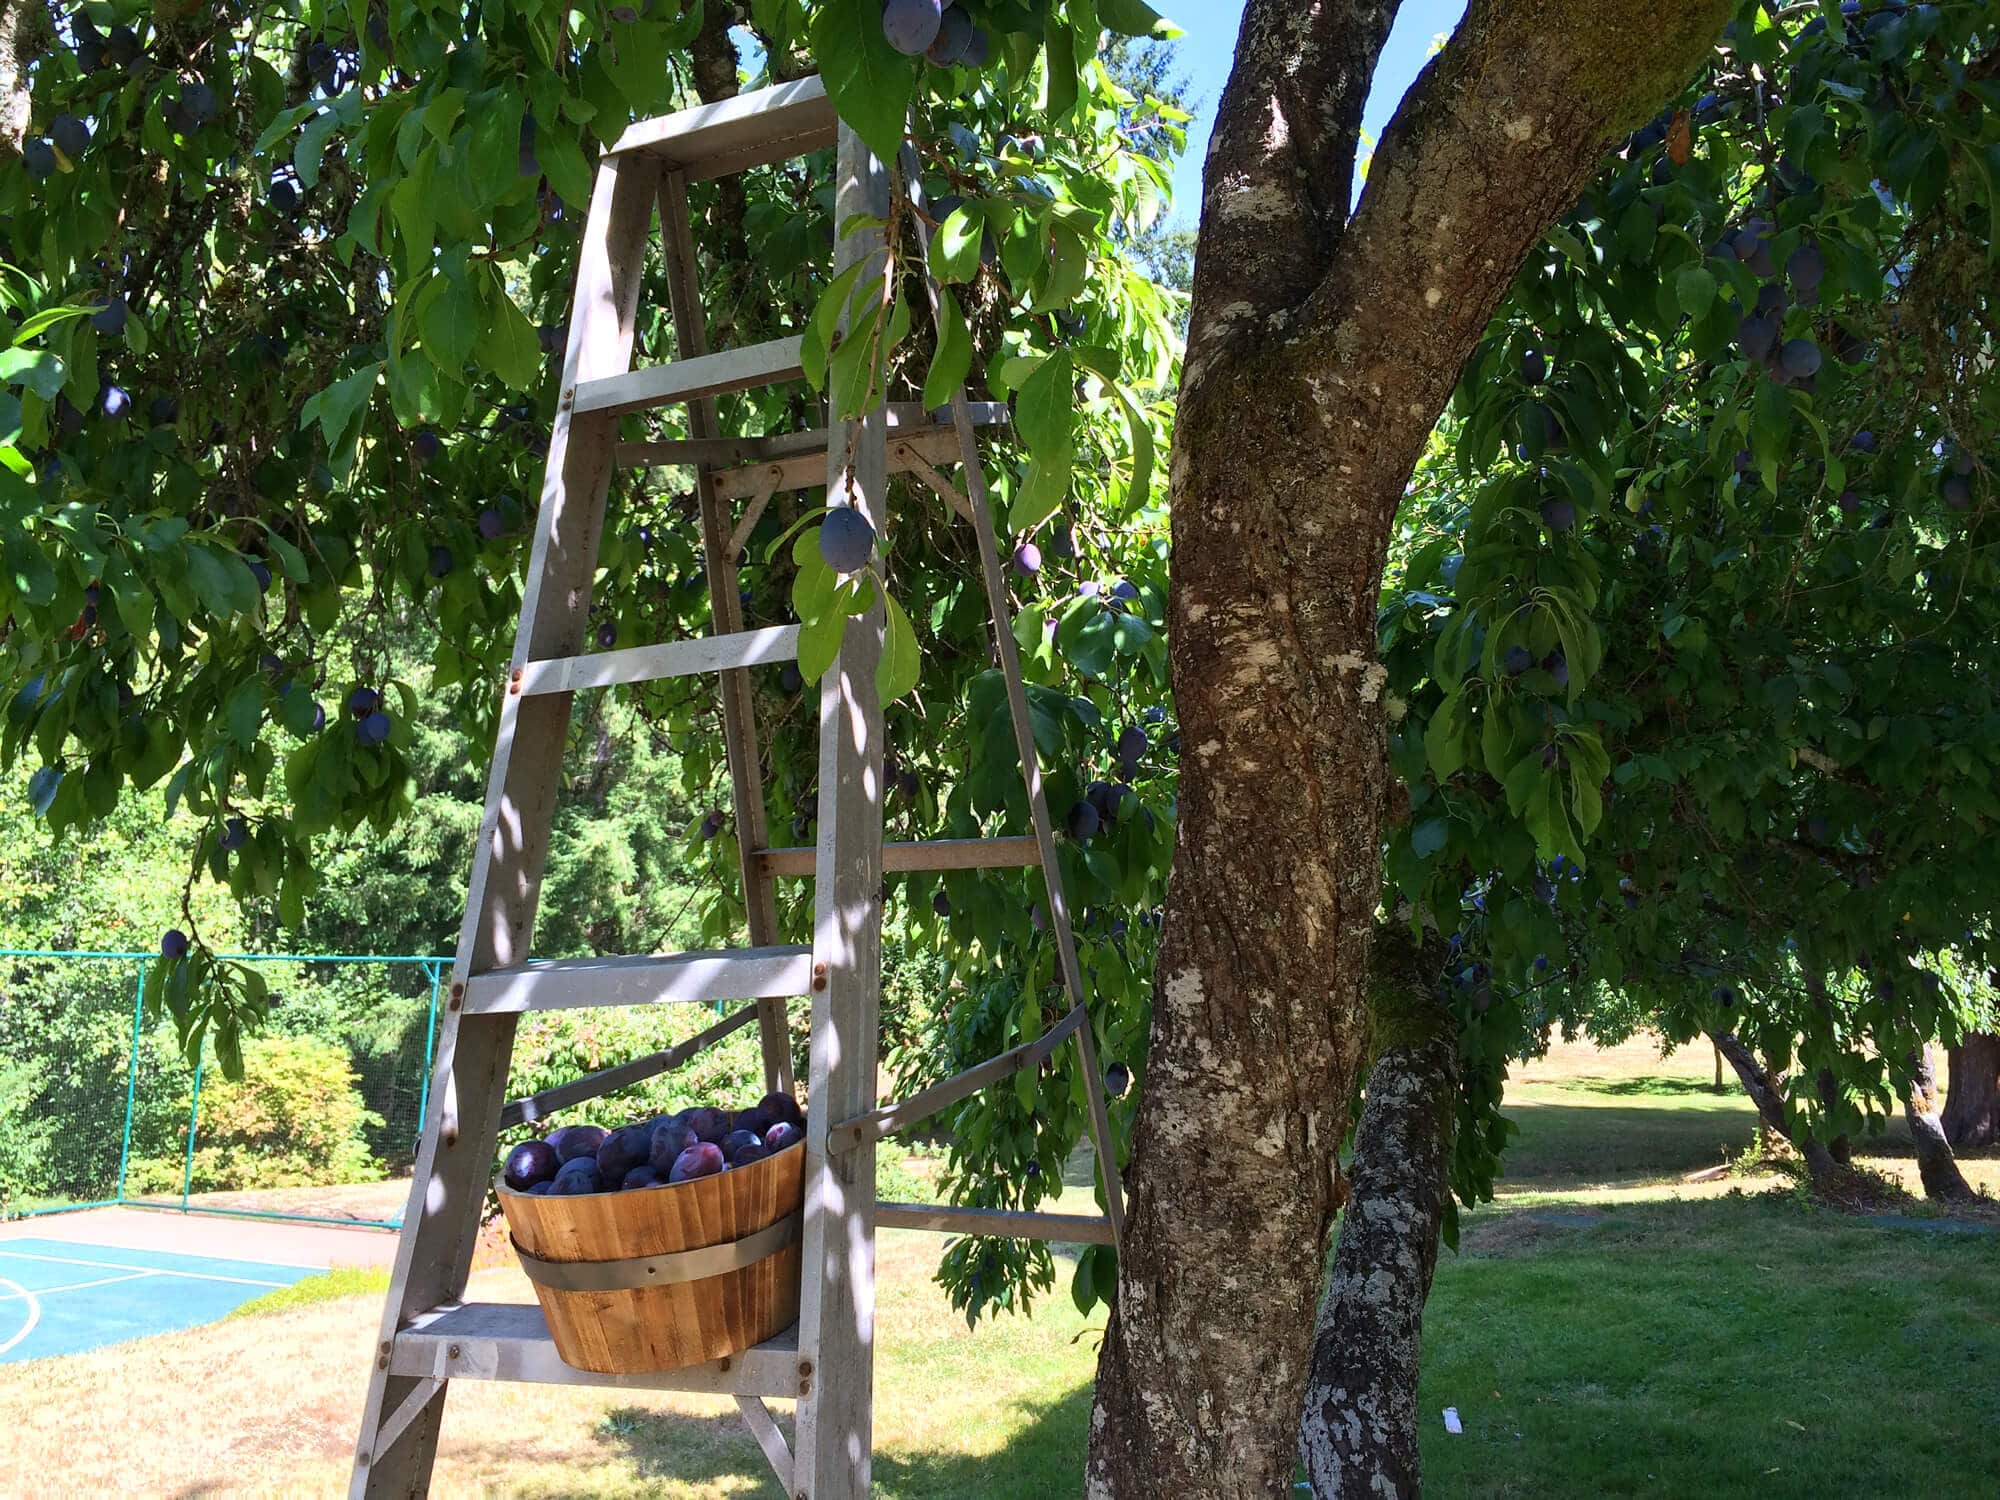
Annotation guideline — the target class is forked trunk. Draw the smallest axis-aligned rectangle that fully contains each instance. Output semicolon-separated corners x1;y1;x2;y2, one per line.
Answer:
1086;0;1732;1491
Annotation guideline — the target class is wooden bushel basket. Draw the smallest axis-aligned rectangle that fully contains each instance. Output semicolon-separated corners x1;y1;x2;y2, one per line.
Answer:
495;1142;804;1374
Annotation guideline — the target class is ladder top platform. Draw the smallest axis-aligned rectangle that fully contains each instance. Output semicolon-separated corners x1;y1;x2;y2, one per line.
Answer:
611;75;837;179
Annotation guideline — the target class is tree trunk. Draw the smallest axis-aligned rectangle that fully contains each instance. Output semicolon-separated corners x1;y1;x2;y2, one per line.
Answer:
1299;928;1457;1499
1901;1047;1976;1204
1708;1030;1844;1188
0;0;50;159
1941;1034;2000;1149
1086;2;1731;1492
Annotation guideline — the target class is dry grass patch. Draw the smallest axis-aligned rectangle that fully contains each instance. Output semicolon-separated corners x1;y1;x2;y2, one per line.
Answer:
0;1206;1102;1499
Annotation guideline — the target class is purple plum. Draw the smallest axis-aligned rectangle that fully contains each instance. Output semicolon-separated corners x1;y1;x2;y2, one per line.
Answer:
668;1142;726;1184
504;1140;560;1192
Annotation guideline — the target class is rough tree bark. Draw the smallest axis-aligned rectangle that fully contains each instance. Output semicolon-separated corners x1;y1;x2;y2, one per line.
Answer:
1708;1029;1845;1188
0;0;51;158
1084;1;1733;1493
1941;1033;2000;1150
1901;1046;1976;1204
1299;927;1457;1499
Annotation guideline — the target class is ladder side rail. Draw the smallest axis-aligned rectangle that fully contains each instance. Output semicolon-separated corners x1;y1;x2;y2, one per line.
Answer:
793;121;892;1500
903;163;1127;1244
498;1002;762;1129
657;170;796;1099
351;148;662;1498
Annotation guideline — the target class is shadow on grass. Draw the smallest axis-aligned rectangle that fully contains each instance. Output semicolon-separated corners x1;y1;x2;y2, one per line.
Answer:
1501;1098;1757;1186
1544;1074;1734;1098
586;1382;1093;1499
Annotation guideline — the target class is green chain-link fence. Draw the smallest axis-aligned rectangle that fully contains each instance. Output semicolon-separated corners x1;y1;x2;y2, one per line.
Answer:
0;949;441;1230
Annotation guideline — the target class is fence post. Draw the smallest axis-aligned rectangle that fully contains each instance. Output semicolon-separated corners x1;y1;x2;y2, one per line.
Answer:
179;1052;204;1211
114;960;145;1205
416;960;443;1143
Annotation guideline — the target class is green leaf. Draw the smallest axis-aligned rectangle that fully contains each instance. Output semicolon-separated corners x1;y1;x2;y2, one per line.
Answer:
791;531;838;622
0;348;66;399
535;118;594;210
1411;816;1450;859
810;0;916;168
300;362;380;454
1044;15;1079;119
420;272;481;373
1115;385;1154;506
1674;265;1716;318
1100;0;1181;36
26;765;60;817
477;272;542;390
921;292;975;409
1425;690;1468;781
1014;351;1075;462
877;590;921;706
798;585;850;683
929;206;983;285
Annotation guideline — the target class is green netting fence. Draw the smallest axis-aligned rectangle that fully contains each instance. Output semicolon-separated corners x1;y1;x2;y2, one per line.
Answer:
0;948;442;1230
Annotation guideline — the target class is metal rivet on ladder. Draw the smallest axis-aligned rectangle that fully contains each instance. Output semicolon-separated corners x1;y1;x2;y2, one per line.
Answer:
509;667;522;695
811;962;828;992
447;1344;461;1359
449;981;464;1010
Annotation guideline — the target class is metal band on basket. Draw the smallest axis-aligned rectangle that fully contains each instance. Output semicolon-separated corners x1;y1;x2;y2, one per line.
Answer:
512;1210;803;1292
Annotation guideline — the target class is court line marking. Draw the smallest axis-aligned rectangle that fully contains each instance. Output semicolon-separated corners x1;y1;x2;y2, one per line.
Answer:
0;1279;39;1358
0;1271;155;1302
0;1248;294;1288
0;1238;325;1273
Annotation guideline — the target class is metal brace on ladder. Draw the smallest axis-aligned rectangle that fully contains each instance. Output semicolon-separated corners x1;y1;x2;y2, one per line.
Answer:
349;76;1124;1500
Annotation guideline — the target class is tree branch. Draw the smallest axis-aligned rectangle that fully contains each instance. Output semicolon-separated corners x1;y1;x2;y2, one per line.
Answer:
1185;0;1401;378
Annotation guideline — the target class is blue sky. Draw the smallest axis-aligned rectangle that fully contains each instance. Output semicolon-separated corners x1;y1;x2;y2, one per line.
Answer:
1165;1;1469;225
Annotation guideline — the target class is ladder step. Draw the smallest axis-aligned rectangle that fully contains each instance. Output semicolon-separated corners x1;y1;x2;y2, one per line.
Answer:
615;401;1010;472
757;837;1041;879
831;1005;1088;1152
392;1303;806;1397
463;946;813;1015
873;1202;1117;1245
516;625;798;696
610;75;837;180
574;337;804;418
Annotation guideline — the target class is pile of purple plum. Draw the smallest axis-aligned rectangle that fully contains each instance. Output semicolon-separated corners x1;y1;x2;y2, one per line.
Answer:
502;1091;805;1196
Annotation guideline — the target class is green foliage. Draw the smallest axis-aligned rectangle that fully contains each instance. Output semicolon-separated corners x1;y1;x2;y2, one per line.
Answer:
125;1034;382;1194
1380;1;2000;1208
0;1;1188;1320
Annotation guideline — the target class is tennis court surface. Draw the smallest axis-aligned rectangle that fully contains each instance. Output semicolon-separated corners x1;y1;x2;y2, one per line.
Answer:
0;1236;318;1363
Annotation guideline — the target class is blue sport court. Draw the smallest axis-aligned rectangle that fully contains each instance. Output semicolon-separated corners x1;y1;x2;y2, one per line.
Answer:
0;1237;318;1363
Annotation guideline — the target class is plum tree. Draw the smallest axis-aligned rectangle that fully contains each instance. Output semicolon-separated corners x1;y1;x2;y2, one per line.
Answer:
1337;4;2000;1486
0;0;1781;1490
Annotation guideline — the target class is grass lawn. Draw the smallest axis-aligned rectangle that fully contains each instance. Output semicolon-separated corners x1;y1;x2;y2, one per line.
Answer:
0;1035;1992;1496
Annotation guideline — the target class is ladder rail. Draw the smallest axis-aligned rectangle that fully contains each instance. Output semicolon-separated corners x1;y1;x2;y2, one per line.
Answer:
352;147;664;1498
657;168;796;1101
792;124;892;1500
904;161;1129;1246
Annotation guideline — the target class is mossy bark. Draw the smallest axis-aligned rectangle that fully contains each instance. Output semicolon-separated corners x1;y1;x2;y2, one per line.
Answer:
1299;927;1457;1499
1085;0;1733;1492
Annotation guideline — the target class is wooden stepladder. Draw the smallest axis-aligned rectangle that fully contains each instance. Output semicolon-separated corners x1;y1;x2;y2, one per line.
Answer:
350;77;1125;1500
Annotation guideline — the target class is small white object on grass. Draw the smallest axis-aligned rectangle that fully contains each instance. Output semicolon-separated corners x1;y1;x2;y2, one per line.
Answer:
1442;1407;1464;1435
